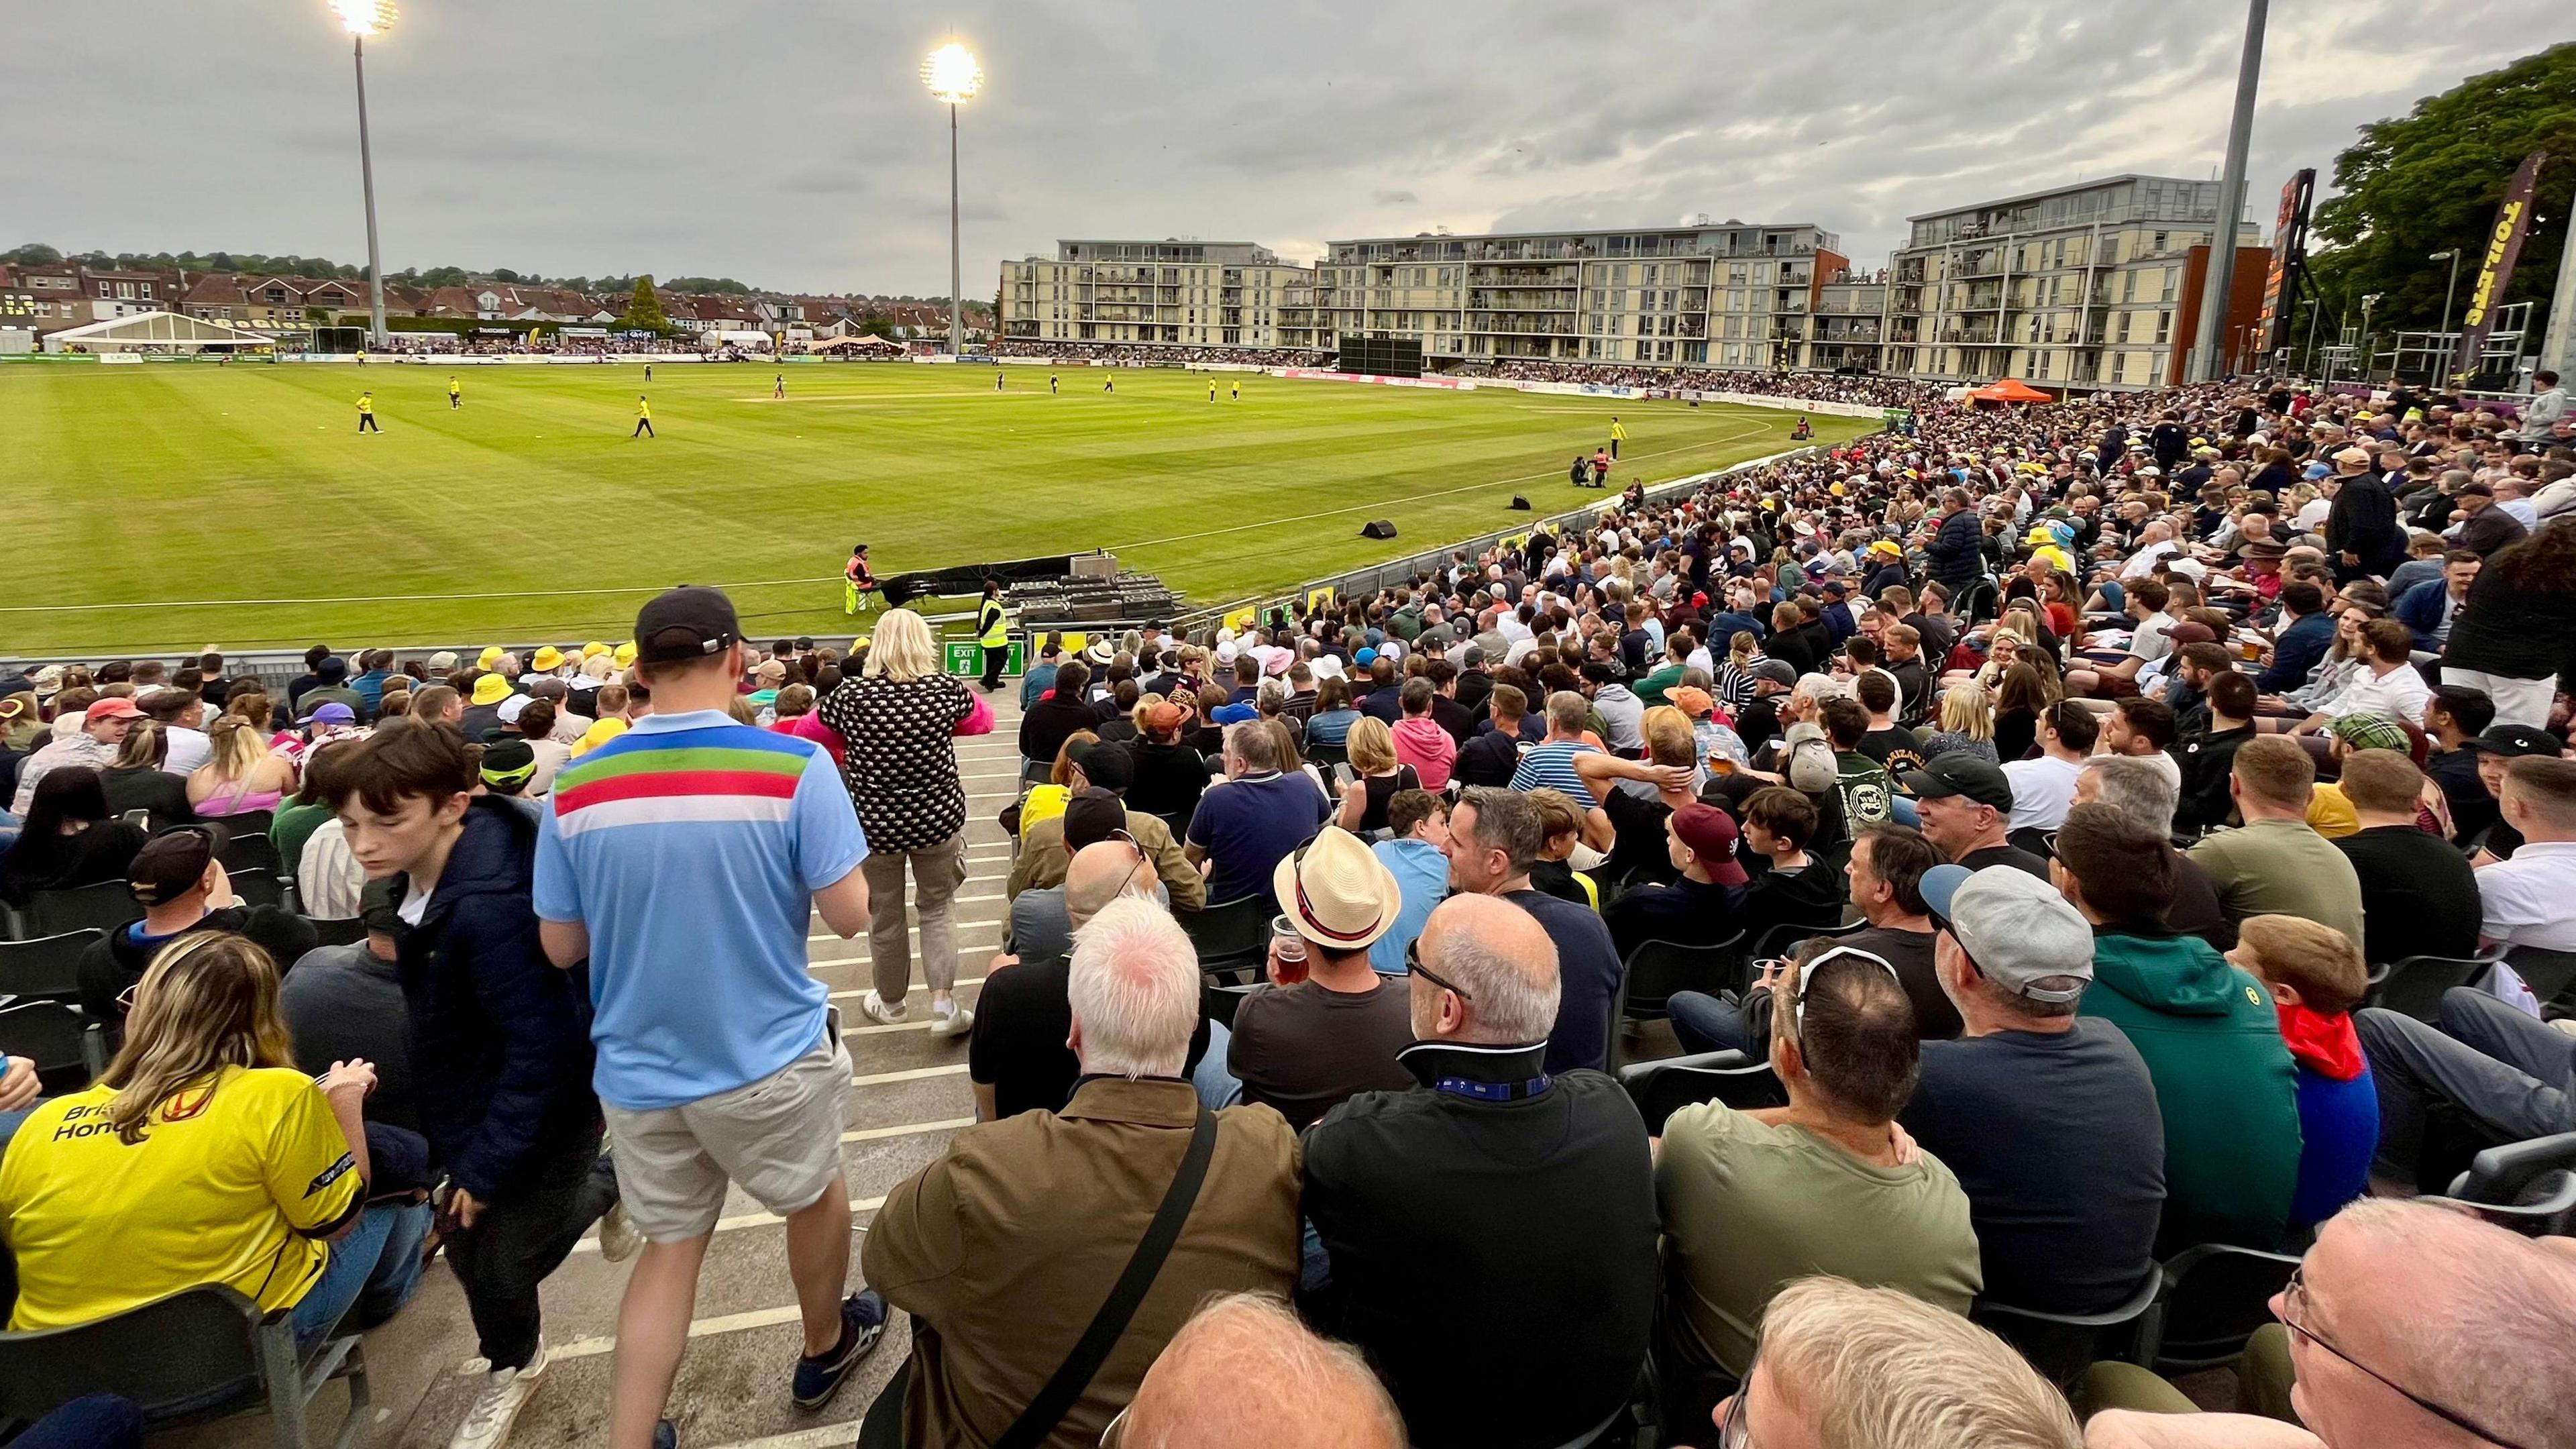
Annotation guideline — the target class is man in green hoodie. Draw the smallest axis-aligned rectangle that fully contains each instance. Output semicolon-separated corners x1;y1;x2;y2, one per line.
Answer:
2055;803;2301;1253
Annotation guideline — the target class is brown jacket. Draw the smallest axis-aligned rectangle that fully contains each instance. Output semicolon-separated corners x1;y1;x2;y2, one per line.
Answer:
1004;808;1203;912
862;1078;1301;1449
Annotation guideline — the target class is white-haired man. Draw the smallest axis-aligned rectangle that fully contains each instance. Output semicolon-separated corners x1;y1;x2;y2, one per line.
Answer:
1718;1277;2080;1449
2085;1198;2576;1448
1116;1293;1405;1449
863;898;1301;1449
1300;894;1658;1449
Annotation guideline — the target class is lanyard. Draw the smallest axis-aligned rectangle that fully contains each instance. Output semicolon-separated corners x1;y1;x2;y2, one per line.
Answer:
1433;1075;1552;1104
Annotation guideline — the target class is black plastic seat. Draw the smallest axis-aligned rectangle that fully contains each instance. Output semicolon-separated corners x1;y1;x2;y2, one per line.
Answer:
2137;1242;2301;1373
1616;1049;1787;1134
1972;1268;2163;1388
24;883;140;940
0;1246;370;1449
2363;953;2501;1021
1177;894;1271;977
0;930;101;1003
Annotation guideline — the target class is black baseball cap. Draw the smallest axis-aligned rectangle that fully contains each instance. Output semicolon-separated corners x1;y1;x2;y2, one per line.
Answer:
1902;753;2015;811
1069;739;1136;793
2466;724;2562;758
129;824;226;905
633;586;740;663
1062;788;1128;850
360;875;404;936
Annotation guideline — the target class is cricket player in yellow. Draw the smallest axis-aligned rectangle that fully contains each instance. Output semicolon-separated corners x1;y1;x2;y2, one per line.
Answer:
357;391;380;433
632;395;654;439
1609;415;1627;458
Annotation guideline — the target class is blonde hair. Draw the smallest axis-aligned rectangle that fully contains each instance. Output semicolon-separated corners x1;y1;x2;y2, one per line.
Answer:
1346;716;1397;774
1729;631;1758;664
863;606;939;684
1525;787;1584;843
100;933;297;1146
1760;1276;2080;1449
200;714;268;783
1937;683;1993;740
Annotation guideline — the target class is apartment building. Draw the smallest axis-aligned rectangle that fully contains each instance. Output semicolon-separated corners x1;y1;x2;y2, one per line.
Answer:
1789;273;1892;374
1311;221;1844;368
1886;174;2263;390
1000;240;1314;350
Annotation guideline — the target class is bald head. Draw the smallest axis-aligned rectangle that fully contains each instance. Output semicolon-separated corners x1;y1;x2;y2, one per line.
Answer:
1411;893;1559;1044
1120;1294;1403;1449
2294;1199;2576;1448
1065;839;1150;927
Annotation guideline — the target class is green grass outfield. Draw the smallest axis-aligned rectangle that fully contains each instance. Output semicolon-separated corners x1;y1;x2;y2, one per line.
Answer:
0;360;1868;653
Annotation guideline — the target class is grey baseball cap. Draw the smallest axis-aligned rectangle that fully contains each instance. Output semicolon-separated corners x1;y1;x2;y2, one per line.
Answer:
1919;863;2094;1004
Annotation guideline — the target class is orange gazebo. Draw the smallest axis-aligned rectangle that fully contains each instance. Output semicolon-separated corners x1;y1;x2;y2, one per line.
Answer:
1968;378;2055;405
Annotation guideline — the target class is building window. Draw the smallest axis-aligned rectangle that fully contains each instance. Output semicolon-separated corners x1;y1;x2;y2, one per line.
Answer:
2153;311;2171;345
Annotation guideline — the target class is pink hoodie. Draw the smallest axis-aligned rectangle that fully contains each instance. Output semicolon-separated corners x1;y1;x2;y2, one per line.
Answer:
1391;715;1458;791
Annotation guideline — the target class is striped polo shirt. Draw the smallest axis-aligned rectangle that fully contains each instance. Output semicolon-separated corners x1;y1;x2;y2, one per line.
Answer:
535;710;869;1110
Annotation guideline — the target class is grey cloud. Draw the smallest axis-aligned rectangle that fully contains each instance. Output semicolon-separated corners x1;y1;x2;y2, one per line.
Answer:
0;0;2557;292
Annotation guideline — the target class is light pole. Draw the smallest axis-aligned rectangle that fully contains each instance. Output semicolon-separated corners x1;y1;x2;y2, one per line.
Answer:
331;0;397;352
2189;0;2267;384
2430;246;2461;339
2360;292;2382;380
921;42;983;359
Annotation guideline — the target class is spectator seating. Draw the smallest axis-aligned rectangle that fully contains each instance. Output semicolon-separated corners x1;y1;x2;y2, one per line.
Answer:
23;884;138;941
2366;951;2505;1020
301;917;368;949
1177;895;1269;977
0;931;99;1003
1971;1267;2165;1389
2133;1242;2303;1374
1615;1048;1786;1133
2504;946;2576;1010
1614;936;1746;1026
217;833;282;879
2429;1132;2576;1237
0;1247;372;1449
225;869;286;913
0;1000;93;1096
1746;918;1864;967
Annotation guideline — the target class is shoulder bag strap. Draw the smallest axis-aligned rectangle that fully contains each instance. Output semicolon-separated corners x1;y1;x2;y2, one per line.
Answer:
991;1106;1218;1449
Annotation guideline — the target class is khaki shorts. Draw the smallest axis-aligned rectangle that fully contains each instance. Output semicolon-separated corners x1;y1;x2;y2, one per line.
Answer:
602;1032;852;1242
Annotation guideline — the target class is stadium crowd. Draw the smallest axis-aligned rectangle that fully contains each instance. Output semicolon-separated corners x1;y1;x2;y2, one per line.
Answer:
1458;360;1939;408
1;359;2574;1449
989;341;1334;368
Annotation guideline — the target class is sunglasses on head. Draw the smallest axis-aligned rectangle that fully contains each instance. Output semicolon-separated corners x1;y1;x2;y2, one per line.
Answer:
1403;936;1472;1002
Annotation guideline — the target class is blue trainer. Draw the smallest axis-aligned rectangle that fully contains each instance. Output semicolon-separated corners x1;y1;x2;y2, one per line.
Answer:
791;1289;890;1410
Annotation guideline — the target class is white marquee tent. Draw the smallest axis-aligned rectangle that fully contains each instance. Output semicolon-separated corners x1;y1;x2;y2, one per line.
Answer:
40;311;282;354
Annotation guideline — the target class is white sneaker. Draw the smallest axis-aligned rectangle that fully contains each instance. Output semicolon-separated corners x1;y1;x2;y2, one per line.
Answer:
859;990;908;1025
596;1201;641;1263
928;998;974;1037
449;1342;547;1449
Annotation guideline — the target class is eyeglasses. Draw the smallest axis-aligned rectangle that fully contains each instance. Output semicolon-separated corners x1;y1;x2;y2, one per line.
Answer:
1106;829;1148;900
2278;1265;2527;1449
1403;936;1473;1002
1712;1348;1758;1448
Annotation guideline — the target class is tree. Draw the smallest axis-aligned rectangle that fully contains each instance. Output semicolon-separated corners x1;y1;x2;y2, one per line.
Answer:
2307;43;2575;333
618;274;671;333
3;243;62;266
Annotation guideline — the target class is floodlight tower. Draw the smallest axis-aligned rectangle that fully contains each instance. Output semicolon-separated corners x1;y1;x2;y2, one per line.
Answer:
331;0;398;350
922;42;984;359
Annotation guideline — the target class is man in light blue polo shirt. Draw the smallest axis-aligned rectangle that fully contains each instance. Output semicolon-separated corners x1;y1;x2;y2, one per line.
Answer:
1509;690;1603;796
535;586;884;1449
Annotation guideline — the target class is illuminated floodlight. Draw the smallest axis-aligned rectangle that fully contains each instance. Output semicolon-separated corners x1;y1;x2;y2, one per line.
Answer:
920;42;983;103
330;0;397;37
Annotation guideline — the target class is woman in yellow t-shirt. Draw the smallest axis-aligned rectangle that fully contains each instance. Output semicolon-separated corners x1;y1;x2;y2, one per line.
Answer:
0;933;431;1348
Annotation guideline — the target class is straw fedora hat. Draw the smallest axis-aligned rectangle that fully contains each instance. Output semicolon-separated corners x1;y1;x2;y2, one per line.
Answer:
1273;826;1405;952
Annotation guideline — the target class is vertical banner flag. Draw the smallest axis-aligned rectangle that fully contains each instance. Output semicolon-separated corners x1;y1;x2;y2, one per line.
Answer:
2258;169;2316;354
2452;151;2548;386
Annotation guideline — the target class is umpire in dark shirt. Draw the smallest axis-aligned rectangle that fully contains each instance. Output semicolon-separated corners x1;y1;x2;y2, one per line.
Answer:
1301;894;1658;1449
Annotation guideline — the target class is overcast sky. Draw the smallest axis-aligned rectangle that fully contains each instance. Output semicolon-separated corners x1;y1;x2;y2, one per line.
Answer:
6;2;2563;295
